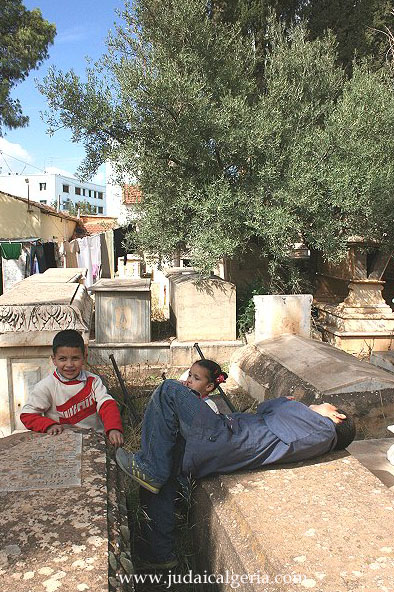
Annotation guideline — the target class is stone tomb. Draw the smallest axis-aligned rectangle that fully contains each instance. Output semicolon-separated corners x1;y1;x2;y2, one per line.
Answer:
253;294;312;342
229;334;394;438
89;278;151;344
168;272;236;341
313;239;394;357
0;430;133;592
0;277;93;436
193;451;394;592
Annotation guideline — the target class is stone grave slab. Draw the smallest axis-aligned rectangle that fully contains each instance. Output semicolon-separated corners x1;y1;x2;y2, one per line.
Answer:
0;282;79;306
348;438;394;491
194;452;394;592
0;430;82;492
229;335;394;438
0;430;120;592
370;350;394;373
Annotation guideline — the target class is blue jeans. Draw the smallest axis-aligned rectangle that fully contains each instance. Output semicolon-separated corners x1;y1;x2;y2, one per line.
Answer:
135;379;203;483
135;380;202;562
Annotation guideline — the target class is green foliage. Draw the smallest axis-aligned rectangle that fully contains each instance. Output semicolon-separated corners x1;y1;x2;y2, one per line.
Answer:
305;0;394;73
38;0;394;274
0;0;55;134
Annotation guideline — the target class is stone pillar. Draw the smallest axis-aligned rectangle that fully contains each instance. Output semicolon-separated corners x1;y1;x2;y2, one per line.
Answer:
253;294;312;342
314;240;394;357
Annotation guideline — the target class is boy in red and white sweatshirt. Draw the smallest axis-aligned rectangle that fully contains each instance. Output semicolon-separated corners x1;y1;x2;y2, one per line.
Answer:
20;329;124;447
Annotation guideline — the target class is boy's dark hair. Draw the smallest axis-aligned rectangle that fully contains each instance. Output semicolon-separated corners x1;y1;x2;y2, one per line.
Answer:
52;330;85;354
194;359;228;389
333;409;356;450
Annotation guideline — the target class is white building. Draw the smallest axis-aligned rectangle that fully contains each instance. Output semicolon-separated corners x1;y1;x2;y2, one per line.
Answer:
105;162;140;223
0;172;106;214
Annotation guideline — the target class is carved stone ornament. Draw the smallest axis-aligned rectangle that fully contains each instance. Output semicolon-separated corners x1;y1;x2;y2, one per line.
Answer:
0;284;93;334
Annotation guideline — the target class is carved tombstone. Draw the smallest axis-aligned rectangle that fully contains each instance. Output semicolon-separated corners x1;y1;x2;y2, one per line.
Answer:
314;238;394;357
0;278;93;436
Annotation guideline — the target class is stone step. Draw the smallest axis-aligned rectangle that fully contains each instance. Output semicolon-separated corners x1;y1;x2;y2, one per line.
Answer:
348;437;394;491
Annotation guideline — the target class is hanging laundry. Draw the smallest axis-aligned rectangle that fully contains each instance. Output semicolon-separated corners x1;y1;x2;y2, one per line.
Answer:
43;242;57;268
113;227;127;273
89;235;101;282
62;241;79;268
0;243;22;260
77;237;93;287
30;243;47;274
1;245;30;292
100;231;114;278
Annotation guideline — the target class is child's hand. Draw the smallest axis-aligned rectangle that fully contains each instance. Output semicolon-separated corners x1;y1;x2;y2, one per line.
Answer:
108;429;124;448
46;424;64;435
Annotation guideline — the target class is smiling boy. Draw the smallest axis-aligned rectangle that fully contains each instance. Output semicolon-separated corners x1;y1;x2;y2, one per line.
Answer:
20;329;123;447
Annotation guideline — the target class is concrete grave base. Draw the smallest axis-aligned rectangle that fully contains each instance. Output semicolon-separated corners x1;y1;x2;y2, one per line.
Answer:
228;335;394;439
88;339;242;369
193;453;394;592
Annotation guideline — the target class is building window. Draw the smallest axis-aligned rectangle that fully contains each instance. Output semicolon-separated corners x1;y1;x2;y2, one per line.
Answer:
75;187;81;195
39;182;46;191
93;190;96;198
63;184;69;193
98;192;103;200
82;188;86;196
40;199;47;204
98;206;103;214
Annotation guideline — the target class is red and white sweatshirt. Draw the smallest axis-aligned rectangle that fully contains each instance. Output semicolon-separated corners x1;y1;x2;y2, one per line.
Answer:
20;370;123;435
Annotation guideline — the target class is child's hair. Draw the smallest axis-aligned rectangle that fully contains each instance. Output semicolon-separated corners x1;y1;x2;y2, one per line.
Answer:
194;359;228;389
333;409;356;450
52;330;85;355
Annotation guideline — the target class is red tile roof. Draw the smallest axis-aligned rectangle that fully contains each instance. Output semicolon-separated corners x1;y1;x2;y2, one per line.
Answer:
122;185;142;204
75;216;118;237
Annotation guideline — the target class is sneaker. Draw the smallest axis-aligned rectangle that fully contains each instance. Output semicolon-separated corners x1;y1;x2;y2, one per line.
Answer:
116;448;162;494
138;556;179;570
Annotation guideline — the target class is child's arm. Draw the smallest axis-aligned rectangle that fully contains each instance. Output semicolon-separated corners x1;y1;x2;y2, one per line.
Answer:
93;377;124;447
20;382;60;434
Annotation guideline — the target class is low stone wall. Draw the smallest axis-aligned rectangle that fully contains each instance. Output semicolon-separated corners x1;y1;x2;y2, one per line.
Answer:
88;339;243;369
193;452;394;592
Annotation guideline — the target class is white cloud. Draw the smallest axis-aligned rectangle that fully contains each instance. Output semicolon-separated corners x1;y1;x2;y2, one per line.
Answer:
44;166;77;179
0;138;34;174
57;25;89;45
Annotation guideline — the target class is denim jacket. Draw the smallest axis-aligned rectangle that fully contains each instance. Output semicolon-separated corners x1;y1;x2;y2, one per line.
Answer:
182;397;337;478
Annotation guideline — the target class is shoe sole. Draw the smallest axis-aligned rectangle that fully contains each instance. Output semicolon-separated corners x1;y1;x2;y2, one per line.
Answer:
116;453;161;494
138;558;179;570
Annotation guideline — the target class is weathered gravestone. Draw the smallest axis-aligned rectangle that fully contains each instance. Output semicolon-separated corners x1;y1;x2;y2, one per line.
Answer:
229;335;394;438
0;430;133;592
0;277;93;436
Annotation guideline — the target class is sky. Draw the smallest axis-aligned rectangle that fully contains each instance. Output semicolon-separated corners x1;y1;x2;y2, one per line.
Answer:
0;0;125;186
